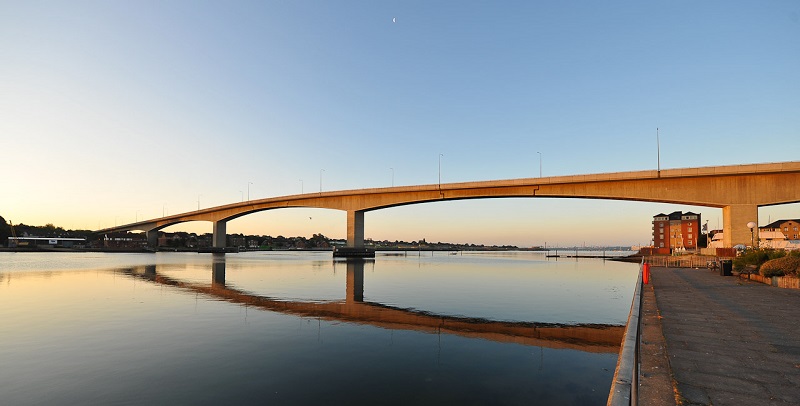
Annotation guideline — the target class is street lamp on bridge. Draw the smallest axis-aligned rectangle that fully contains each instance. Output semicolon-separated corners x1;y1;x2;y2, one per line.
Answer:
537;151;542;177
438;154;443;189
747;221;757;248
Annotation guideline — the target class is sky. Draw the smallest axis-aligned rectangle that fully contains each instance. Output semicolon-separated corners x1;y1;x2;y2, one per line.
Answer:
2;1;799;247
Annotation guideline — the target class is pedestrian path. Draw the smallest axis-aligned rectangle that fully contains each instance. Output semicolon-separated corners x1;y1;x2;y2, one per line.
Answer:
647;267;800;405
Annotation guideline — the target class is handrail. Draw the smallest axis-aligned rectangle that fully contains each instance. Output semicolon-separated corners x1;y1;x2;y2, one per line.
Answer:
607;262;644;406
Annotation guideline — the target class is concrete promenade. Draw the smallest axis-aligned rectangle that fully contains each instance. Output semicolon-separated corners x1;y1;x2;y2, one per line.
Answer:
640;267;800;405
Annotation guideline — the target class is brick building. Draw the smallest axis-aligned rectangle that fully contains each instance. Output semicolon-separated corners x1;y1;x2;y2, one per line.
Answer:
653;211;702;251
761;219;800;241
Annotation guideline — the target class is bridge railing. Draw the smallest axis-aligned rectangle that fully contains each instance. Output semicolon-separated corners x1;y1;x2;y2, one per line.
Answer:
607;262;644;406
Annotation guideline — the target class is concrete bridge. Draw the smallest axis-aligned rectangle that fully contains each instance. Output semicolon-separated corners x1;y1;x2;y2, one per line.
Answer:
97;161;800;249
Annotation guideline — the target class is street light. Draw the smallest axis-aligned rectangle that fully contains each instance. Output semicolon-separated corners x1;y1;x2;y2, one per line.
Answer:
537;151;542;177
320;169;325;194
747;221;757;248
390;167;394;187
438;153;443;188
248;182;253;201
656;128;661;175
299;179;304;194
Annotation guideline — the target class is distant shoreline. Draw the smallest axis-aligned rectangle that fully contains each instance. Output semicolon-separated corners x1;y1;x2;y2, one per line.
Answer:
0;247;547;253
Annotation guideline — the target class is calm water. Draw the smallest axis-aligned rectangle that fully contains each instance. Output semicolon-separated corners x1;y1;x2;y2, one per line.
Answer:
0;251;638;405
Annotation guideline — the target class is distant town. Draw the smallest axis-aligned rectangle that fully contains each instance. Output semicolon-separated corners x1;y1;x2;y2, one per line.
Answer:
0;215;533;252
4;212;797;253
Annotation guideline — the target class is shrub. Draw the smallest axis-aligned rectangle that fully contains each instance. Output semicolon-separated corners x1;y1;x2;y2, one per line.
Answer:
733;249;785;272
759;256;800;277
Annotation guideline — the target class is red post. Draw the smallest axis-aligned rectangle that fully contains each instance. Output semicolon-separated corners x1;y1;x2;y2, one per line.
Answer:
643;263;650;285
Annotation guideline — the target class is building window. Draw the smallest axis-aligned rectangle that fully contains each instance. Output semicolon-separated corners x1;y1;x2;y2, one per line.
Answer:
659;242;664;248
660;234;664;240
688;240;693;245
785;227;789;232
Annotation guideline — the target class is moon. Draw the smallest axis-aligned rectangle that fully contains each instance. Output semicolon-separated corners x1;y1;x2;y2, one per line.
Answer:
392;17;396;23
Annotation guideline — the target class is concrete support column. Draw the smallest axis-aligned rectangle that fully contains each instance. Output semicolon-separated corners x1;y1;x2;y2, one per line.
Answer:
146;230;159;248
346;260;365;303
722;204;758;248
213;220;227;248
347;210;365;248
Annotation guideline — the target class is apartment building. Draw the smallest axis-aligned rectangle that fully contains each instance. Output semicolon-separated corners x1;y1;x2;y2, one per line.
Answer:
653;211;702;251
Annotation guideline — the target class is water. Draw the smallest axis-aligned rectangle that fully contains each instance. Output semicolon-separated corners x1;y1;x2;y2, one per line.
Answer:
0;251;638;405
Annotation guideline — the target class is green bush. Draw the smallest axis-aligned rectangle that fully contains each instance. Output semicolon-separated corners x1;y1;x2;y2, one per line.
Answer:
733;249;786;272
760;256;800;277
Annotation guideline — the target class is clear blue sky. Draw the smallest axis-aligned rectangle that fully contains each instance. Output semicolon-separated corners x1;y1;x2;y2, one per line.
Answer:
2;1;798;246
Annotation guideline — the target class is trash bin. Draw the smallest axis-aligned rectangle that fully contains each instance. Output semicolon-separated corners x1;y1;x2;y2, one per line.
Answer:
720;260;732;276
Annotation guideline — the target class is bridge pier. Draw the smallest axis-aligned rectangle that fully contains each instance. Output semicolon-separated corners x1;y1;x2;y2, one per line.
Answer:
146;230;159;248
723;204;759;248
347;210;365;248
213;220;227;248
335;210;374;258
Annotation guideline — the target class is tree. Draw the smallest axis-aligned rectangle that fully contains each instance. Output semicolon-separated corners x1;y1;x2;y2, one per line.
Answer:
0;216;11;247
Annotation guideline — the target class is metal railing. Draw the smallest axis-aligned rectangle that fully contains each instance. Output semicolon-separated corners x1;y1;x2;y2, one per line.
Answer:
644;255;724;268
607;263;644;406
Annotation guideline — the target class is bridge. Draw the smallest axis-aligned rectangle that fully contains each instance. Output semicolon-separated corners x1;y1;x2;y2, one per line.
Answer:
97;161;800;250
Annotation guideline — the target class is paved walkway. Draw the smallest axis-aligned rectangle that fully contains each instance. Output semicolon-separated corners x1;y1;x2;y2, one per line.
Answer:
643;267;800;405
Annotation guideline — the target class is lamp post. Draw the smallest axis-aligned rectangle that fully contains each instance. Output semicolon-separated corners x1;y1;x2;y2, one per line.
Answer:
390;167;394;187
438;154;443;188
247;182;253;201
656;127;661;177
747;221;757;249
197;195;202;211
320;169;325;194
537;151;542;177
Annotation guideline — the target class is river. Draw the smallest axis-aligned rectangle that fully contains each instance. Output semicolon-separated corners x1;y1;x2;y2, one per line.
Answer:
0;250;638;405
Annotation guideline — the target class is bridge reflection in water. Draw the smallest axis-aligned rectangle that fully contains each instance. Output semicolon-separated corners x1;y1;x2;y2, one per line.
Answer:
128;255;624;354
